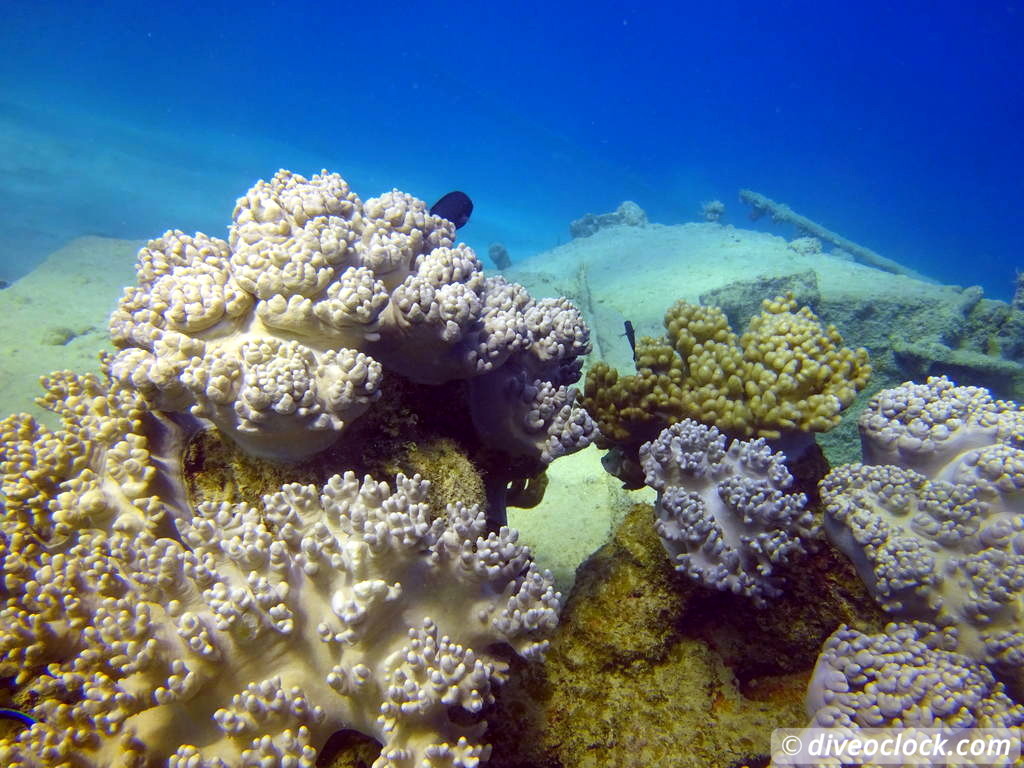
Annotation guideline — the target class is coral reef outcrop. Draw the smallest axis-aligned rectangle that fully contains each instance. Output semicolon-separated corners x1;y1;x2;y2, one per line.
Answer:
0;169;596;767
9;165;1024;768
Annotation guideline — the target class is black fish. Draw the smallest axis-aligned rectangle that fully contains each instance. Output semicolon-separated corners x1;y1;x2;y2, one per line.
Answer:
430;191;473;229
623;320;637;363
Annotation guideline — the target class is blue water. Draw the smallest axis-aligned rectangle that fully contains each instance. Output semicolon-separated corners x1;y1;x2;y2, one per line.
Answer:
2;1;1021;299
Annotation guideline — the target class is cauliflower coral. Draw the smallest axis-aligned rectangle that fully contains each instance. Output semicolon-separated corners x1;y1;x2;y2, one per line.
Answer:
109;170;594;464
584;293;871;446
584;293;870;488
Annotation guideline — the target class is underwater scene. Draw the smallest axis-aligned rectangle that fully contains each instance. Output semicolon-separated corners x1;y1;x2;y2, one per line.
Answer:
1;1;1023;766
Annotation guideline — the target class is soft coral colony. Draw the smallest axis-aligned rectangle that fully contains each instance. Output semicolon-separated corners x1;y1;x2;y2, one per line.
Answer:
107;170;593;472
0;170;596;766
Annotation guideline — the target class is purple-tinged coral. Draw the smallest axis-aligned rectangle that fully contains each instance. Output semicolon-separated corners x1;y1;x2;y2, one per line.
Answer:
778;622;1024;768
468;292;596;467
822;376;1024;695
639;419;818;605
858;374;1024;481
469;373;594;464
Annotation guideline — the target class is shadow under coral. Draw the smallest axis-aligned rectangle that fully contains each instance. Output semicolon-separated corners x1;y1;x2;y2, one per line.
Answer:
183;371;549;526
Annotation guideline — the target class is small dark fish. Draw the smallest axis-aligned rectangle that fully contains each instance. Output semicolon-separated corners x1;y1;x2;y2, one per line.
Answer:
0;280;9;290
0;707;38;728
430;191;473;229
623;320;637;362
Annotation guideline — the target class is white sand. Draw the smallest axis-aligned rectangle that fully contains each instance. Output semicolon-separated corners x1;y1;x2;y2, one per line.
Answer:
0;236;139;425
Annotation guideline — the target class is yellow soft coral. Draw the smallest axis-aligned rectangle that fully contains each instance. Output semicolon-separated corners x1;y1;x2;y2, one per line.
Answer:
583;293;870;446
664;301;736;359
0;362;190;542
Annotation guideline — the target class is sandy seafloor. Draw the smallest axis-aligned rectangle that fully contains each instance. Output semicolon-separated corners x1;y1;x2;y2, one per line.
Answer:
0;221;966;591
